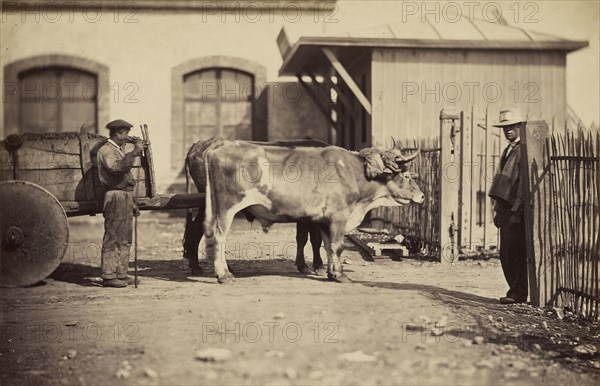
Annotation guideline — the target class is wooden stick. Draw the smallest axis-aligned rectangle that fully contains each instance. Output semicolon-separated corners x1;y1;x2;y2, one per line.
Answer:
565;132;575;309
538;138;552;305
575;132;582;313
569;132;579;312
134;213;138;289
141;124;157;197
563;133;572;309
592;132;600;320
586;131;591;317
554;134;567;308
591;132;596;317
549;136;558;307
590;131;596;318
550;136;563;308
581;130;588;316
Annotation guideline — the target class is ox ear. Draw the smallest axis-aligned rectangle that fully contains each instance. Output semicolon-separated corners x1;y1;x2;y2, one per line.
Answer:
359;148;388;180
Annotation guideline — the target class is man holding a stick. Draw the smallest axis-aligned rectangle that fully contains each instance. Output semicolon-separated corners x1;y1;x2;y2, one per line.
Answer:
489;108;528;304
97;119;145;288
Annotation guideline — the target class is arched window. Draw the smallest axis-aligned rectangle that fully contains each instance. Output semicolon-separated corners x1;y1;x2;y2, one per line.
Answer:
18;66;97;133
4;55;109;136
171;56;267;172
183;68;253;144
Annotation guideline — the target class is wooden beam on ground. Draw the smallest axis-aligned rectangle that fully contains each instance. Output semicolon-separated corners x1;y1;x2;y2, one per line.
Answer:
347;234;376;256
322;48;372;116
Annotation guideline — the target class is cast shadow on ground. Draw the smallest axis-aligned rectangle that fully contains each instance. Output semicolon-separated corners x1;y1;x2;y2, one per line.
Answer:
190;259;354;281
49;263;102;287
355;280;498;305
357;280;600;372
49;258;338;286
49;259;203;286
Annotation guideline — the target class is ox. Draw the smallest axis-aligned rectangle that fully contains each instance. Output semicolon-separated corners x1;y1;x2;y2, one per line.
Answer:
183;140;328;276
186;137;424;284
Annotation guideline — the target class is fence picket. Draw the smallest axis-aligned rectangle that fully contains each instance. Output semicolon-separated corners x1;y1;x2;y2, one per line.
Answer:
538;130;600;318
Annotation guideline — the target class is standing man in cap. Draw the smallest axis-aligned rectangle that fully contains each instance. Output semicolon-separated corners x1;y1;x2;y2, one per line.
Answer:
489;108;528;304
97;119;145;288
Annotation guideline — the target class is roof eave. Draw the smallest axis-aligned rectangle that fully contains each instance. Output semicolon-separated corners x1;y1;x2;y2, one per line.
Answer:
279;37;589;76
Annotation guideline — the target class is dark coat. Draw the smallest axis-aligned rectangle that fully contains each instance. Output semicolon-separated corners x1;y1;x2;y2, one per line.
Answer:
489;142;523;220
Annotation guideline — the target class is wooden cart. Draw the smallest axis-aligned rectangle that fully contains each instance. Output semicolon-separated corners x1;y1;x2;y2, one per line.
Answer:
0;125;202;287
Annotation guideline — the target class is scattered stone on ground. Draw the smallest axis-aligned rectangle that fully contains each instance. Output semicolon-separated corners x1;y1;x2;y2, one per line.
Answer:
338;350;378;362
195;348;232;362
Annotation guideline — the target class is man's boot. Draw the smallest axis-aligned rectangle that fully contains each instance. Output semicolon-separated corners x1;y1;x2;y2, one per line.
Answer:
103;278;127;288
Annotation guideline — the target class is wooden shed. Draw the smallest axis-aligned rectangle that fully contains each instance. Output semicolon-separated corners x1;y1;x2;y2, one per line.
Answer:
278;17;589;258
278;17;588;149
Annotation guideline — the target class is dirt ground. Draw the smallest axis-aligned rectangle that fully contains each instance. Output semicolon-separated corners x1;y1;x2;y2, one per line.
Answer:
1;212;599;385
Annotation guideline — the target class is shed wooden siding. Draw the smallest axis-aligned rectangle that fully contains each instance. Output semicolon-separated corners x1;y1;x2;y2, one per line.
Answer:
336;53;372;150
371;48;566;146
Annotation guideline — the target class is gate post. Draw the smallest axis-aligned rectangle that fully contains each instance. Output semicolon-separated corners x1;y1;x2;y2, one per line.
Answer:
439;107;461;264
459;109;473;253
520;120;549;307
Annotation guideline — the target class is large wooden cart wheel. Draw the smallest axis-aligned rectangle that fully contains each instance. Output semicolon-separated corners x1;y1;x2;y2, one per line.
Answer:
0;181;69;287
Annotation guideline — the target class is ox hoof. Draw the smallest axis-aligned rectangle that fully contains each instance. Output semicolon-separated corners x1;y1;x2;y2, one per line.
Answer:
217;275;236;284
314;267;327;276
327;273;351;283
299;267;315;275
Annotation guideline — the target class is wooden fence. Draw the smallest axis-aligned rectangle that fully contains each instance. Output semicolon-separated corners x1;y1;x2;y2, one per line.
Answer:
370;107;502;260
368;105;599;319
370;138;441;254
526;129;599;319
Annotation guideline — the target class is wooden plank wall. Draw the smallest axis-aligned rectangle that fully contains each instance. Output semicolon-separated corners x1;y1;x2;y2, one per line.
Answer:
371;48;567;148
335;53;371;150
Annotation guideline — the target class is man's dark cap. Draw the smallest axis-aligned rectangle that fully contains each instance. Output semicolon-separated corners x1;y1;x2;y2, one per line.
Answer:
106;119;133;131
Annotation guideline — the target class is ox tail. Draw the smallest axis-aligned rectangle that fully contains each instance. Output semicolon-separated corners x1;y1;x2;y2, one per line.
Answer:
201;152;226;236
202;151;214;236
182;157;193;260
185;156;193;221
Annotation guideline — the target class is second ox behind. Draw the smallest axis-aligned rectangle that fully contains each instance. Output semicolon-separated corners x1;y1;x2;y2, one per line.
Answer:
185;137;424;284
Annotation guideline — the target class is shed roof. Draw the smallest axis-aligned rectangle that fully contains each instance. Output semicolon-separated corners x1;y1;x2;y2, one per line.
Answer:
279;16;588;76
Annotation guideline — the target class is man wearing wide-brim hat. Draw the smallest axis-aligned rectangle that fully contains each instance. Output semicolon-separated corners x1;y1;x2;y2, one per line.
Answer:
96;119;145;288
488;108;528;304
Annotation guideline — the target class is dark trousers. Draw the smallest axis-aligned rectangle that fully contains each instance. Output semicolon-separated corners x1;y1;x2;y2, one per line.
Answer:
499;217;528;301
101;190;134;280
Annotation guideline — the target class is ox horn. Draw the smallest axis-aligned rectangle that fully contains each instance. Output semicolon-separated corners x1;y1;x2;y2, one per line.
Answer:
397;149;420;163
390;136;397;150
